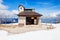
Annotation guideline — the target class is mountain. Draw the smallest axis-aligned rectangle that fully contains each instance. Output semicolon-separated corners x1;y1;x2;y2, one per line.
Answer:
41;16;60;24
0;16;60;24
55;16;60;23
41;17;56;23
0;18;18;24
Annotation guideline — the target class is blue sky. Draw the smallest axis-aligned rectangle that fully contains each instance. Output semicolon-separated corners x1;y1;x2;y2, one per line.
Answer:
0;0;60;17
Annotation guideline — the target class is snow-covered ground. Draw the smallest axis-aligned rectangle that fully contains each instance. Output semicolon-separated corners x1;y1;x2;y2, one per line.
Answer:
0;23;60;40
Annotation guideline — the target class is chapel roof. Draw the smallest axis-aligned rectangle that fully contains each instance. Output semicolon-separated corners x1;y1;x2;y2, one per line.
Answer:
18;12;42;17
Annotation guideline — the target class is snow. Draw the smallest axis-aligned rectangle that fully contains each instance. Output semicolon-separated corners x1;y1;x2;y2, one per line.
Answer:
0;23;60;40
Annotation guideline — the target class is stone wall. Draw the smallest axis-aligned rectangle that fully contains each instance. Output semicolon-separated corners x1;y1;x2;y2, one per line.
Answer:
18;17;26;26
18;17;42;26
37;17;42;25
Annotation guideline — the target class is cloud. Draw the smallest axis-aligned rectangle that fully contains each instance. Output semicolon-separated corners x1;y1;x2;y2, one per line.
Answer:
0;0;8;9
0;4;8;9
0;0;3;4
0;10;18;15
0;10;10;15
0;10;18;18
0;0;18;18
50;11;60;17
12;10;18;14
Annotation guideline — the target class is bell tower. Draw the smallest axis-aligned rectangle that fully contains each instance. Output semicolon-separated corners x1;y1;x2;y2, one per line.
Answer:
18;5;25;13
